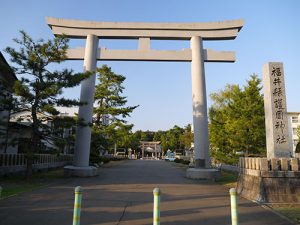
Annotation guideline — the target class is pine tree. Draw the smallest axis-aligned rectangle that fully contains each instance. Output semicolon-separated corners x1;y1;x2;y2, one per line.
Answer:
92;65;138;152
5;31;91;176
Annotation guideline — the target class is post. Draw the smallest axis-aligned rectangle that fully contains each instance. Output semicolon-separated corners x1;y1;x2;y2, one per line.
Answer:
229;188;239;225
191;36;210;168
153;188;161;225
0;186;2;199
73;186;83;225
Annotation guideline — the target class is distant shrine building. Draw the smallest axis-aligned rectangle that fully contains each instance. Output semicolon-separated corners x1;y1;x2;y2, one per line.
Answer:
140;141;162;159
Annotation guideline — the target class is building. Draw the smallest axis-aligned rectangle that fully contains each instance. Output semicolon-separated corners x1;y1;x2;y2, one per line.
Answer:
288;112;300;154
140;141;162;158
0;52;17;153
7;108;78;154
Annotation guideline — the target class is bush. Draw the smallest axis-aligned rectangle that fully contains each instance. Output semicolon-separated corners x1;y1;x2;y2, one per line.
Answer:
174;158;190;165
90;152;112;164
174;158;181;163
296;142;300;153
99;157;110;164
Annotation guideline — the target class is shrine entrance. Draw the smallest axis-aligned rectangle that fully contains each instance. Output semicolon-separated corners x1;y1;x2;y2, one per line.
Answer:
46;17;244;177
140;141;162;159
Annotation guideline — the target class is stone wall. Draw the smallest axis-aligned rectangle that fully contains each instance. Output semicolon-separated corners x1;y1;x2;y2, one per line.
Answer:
237;157;300;203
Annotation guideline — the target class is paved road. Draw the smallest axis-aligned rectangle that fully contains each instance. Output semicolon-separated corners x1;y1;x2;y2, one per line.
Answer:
0;160;293;225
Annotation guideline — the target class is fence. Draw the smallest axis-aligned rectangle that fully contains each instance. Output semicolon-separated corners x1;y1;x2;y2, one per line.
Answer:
0;154;73;176
238;157;300;203
239;157;300;173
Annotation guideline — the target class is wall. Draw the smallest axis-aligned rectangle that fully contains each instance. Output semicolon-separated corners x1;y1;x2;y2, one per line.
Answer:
237;157;300;203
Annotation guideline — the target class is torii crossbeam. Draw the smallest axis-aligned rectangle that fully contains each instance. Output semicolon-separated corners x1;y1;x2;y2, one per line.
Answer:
46;17;244;177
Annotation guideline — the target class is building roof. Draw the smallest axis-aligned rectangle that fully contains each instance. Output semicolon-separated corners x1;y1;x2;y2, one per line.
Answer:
288;112;300;115
0;51;17;85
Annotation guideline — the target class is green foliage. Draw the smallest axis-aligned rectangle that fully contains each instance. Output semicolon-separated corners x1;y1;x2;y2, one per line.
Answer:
295;126;300;153
137;124;193;154
91;65;138;153
5;31;90;176
179;124;193;149
89;150;111;164
0;169;64;198
209;74;266;164
216;170;238;187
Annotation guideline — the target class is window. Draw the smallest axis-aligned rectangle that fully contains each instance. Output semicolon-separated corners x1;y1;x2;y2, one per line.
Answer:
292;116;299;123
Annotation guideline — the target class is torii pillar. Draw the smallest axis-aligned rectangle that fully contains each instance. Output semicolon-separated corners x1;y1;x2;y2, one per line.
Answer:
191;36;210;168
46;17;244;178
64;34;99;176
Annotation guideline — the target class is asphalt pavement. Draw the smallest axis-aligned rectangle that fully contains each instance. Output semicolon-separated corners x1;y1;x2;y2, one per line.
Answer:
0;160;293;225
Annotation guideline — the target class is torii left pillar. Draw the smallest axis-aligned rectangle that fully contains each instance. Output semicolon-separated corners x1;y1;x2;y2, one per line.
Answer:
64;34;99;177
186;36;220;180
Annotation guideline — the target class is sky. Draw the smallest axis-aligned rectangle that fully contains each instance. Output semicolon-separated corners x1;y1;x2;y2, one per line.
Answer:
1;0;299;131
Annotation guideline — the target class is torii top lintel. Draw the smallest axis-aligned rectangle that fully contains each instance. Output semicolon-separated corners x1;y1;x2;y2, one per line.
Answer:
46;17;244;40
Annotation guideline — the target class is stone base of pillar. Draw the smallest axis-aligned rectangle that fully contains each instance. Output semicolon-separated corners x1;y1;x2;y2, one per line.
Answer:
194;159;206;168
64;165;98;177
186;168;220;181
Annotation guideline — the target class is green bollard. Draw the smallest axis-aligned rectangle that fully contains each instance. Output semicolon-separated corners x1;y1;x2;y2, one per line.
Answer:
73;186;83;225
229;188;239;225
153;187;161;225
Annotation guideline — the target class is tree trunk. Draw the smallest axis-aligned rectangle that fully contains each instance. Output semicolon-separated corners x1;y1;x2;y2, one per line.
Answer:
26;105;39;178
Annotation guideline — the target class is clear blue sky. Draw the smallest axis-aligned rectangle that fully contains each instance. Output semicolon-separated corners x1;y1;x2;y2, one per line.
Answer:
1;0;299;131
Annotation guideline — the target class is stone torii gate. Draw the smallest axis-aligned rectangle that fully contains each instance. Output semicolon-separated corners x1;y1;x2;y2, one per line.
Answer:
46;17;244;177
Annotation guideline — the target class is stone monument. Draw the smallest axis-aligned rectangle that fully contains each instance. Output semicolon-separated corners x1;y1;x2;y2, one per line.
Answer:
237;62;300;203
263;62;292;158
46;17;244;178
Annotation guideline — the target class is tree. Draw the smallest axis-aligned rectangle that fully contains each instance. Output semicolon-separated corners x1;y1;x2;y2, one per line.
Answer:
179;124;193;149
92;65;138;153
209;74;266;164
5;31;91;176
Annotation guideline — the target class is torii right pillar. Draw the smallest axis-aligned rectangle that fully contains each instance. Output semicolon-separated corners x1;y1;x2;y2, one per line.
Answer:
186;36;220;180
191;36;210;168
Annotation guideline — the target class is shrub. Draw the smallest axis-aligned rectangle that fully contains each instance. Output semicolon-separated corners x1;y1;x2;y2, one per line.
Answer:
174;158;190;165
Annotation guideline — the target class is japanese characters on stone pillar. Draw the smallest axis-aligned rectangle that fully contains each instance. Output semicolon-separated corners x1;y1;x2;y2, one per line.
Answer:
263;62;291;158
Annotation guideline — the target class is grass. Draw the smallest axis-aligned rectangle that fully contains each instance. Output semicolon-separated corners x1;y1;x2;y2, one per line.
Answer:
0;169;64;199
1;183;45;198
216;171;300;224
216;170;238;188
270;204;300;224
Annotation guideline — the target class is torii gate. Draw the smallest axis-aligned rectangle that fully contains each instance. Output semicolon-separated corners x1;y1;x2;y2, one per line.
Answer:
46;17;244;177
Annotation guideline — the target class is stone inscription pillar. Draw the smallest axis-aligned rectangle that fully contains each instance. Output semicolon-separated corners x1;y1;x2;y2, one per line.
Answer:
262;62;291;158
74;34;99;167
191;36;210;168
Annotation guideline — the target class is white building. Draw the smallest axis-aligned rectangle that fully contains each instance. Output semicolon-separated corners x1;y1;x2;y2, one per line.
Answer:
0;52;17;153
288;112;300;154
